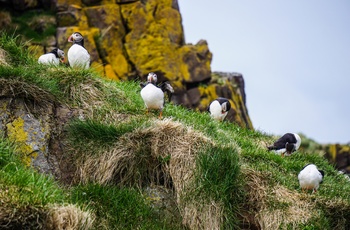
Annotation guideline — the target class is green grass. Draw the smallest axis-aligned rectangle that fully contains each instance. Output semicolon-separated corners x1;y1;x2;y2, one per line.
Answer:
0;137;67;229
193;145;242;229
8;10;56;43
0;137;66;204
67;117;150;148
1;31;350;229
70;183;181;230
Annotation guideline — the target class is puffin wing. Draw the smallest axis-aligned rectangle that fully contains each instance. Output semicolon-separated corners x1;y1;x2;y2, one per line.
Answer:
140;82;148;89
268;133;297;150
159;81;174;101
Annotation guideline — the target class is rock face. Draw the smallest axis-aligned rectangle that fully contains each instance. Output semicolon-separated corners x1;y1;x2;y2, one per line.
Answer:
325;144;350;174
0;78;79;180
1;0;253;129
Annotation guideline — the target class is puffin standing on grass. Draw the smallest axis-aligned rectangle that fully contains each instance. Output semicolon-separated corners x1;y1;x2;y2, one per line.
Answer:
207;97;231;121
38;48;65;66
267;133;301;157
67;32;90;69
298;164;324;193
140;72;174;119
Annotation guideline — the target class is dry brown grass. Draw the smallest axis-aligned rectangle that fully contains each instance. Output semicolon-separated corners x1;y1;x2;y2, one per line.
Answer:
0;186;45;229
75;118;228;229
0;48;9;66
45;204;94;230
0;78;55;106
67;79;105;111
242;167;319;230
77;118;209;186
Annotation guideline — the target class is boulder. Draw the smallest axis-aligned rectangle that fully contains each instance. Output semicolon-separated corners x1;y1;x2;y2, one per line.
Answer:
1;98;54;173
85;4;130;80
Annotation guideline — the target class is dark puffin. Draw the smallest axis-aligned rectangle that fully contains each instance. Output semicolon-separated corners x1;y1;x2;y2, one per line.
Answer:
298;164;324;193
140;72;174;119
38;48;65;66
267;133;301;157
207;97;231;121
67;32;90;69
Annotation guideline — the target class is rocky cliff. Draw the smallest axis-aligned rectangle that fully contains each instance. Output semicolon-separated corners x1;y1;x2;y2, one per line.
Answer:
0;0;253;129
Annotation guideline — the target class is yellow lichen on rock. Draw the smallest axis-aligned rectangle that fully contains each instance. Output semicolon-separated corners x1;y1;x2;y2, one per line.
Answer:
6;117;36;166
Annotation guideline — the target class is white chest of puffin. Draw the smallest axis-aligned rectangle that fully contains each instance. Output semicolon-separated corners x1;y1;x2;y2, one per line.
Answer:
207;97;231;121
67;32;90;69
298;164;324;193
140;72;174;119
38;48;65;66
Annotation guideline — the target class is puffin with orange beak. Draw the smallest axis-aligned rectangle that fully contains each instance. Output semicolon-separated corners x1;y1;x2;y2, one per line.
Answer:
67;32;90;69
140;72;174;119
207;97;231;121
38;48;65;66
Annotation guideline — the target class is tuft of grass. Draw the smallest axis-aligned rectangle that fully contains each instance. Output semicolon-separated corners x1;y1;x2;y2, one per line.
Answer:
0;32;36;66
193;145;242;229
67;118;149;147
0;136;68;229
70;183;180;230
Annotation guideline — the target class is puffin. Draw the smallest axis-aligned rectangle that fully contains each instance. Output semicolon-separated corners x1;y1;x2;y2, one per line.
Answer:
298;164;324;193
38;48;65;66
67;32;90;69
207;97;231;121
140;72;174;119
267;133;301;157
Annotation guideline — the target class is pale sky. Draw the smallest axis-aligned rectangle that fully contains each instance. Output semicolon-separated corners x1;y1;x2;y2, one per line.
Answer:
178;1;350;144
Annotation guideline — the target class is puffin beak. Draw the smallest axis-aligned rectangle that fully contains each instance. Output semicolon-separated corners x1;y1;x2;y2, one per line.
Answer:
68;35;73;42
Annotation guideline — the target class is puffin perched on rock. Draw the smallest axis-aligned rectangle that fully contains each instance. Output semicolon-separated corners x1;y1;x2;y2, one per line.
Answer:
67;32;90;69
140;72;174;119
207;97;231;121
38;48;65;66
267;133;301;157
298;164;324;193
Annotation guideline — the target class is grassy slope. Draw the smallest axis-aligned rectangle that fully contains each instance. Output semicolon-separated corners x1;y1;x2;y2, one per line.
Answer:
1;33;350;229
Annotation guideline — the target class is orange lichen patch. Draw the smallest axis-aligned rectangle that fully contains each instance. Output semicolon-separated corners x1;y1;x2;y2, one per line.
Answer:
104;64;119;81
90;61;104;75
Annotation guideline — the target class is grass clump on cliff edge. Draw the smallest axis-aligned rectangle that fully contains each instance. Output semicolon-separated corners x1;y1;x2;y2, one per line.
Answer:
0;137;94;229
1;32;350;230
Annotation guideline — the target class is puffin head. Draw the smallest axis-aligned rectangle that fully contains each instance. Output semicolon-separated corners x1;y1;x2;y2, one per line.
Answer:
57;48;65;62
147;72;158;84
68;32;84;46
50;48;65;62
221;100;231;114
